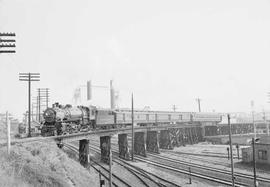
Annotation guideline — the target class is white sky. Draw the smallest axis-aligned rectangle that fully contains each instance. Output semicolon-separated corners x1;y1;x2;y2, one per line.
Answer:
1;0;270;120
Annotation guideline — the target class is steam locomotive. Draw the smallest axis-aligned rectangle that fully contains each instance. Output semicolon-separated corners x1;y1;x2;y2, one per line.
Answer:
41;103;222;136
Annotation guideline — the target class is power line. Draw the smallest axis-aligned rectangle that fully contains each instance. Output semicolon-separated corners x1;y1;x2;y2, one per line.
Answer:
19;73;40;137
0;32;16;53
0;33;16;37
37;88;50;122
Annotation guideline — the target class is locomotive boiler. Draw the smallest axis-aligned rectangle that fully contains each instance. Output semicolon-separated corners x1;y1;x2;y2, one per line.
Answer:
41;103;94;136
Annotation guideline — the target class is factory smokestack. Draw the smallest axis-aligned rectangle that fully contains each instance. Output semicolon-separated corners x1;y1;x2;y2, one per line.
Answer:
110;80;115;109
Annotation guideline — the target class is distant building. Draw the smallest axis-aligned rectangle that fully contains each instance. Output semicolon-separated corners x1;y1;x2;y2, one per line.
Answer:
242;136;270;165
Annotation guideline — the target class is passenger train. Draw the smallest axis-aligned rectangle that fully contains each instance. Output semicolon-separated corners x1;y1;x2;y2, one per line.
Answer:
41;103;222;136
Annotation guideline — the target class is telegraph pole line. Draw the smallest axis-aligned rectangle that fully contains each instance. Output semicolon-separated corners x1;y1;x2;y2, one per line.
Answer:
252;138;257;187
31;96;38;121
0;33;16;53
267;92;270;135
37;88;50;122
172;105;177;112
228;114;235;187
262;108;269;136
36;96;38;121
46;88;49;108
109;147;112;187
251;100;256;138
131;93;134;161
19;73;40;137
31;103;35;121
38;88;50;108
38;88;41;122
195;98;201;112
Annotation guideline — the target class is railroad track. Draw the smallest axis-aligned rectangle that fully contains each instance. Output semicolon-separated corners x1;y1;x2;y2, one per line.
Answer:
66;138;270;186
109;138;270;187
88;145;181;187
89;141;248;187
155;150;270;186
64;143;131;187
145;152;270;186
160;149;240;159
65;143;178;187
160;149;232;166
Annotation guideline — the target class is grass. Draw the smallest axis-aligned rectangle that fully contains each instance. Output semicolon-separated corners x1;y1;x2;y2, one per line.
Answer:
0;141;97;187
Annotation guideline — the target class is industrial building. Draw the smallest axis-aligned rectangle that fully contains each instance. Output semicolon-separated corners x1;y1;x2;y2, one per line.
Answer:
242;136;270;165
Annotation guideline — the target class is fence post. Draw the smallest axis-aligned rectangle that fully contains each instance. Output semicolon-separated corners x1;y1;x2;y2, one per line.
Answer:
99;170;105;187
189;167;192;184
236;144;240;159
227;147;230;160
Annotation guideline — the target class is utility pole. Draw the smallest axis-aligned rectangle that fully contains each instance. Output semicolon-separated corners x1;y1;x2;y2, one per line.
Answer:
228;114;235;187
31;97;38;121
251;100;256;138
38;88;41;122
131;93;134;161
46;88;49;108
36;96;38;121
172;105;177;112
0;33;16;53
31;103;35;121
37;88;50;122
252;138;257;187
19;73;40;137
195;98;201;112
262;109;269;136
109;147;112;187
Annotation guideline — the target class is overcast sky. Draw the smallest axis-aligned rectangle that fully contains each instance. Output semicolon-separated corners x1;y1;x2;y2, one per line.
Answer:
1;0;270;119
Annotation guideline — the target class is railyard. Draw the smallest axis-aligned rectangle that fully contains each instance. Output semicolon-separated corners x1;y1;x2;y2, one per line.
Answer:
1;112;270;186
1;1;270;187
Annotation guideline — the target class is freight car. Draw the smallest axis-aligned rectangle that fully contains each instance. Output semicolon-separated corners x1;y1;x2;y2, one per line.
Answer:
41;103;222;136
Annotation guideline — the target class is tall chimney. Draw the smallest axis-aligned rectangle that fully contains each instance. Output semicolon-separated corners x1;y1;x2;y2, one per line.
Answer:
110;80;115;109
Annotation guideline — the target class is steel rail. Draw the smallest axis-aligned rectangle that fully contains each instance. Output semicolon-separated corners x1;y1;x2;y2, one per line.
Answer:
88;145;180;187
1;124;201;146
147;152;270;184
109;138;269;184
90;141;247;187
64;144;120;187
64;143;151;187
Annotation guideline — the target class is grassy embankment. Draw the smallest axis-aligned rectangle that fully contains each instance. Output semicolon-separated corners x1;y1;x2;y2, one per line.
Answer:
0;140;98;187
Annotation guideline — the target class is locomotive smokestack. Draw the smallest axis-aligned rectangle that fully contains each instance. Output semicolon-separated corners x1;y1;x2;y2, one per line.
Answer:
110;80;115;109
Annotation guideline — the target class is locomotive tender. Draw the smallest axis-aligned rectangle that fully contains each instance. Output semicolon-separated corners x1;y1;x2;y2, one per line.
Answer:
41;103;222;136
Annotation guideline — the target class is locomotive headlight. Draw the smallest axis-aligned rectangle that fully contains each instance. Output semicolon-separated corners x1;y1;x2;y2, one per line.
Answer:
43;108;56;123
